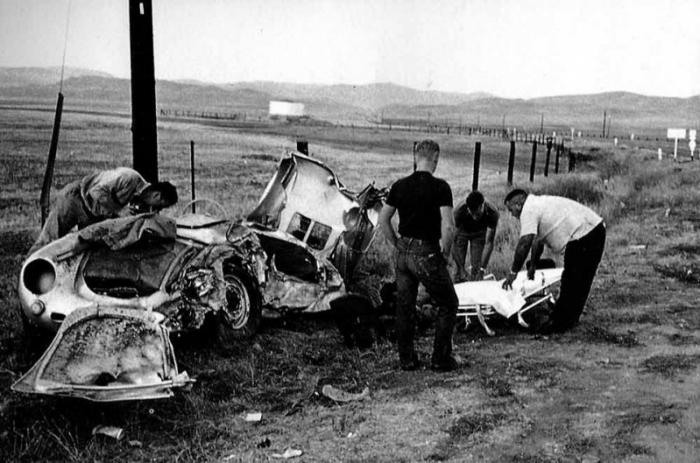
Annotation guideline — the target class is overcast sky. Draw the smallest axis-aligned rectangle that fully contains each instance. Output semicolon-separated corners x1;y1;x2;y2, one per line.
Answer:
1;0;699;98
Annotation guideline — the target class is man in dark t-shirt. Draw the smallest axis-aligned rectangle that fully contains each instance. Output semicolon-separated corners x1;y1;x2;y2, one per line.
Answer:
378;139;460;372
452;190;499;281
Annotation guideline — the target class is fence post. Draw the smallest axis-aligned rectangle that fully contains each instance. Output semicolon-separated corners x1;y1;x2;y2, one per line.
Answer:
507;141;516;186
190;140;196;213
472;142;481;191
555;143;561;174
530;141;537;182
568;148;576;172
297;139;309;155
544;137;553;177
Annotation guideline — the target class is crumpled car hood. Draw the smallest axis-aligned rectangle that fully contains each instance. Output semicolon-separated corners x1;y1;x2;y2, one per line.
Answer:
13;306;192;402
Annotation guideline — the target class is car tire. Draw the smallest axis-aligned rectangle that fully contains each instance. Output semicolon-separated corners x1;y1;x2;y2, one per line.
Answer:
213;266;261;346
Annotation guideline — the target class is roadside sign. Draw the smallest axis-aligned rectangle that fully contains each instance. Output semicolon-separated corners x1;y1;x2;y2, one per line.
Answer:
667;128;686;160
667;128;686;139
689;140;696;160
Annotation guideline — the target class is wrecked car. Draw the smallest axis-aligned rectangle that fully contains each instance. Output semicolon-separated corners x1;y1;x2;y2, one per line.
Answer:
15;151;384;400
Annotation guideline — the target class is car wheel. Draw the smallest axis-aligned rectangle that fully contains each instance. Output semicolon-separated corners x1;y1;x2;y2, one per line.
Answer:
214;267;261;346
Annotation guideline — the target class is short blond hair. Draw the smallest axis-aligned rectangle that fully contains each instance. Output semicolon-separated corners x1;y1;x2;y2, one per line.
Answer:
415;139;440;159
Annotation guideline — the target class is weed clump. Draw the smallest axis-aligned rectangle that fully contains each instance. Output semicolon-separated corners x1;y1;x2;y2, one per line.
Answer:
578;325;640;347
641;353;700;378
446;411;508;440
609;402;681;457
533;174;604;205
653;263;700;284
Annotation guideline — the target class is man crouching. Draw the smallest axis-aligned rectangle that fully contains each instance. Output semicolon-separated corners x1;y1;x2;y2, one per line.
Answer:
502;189;606;333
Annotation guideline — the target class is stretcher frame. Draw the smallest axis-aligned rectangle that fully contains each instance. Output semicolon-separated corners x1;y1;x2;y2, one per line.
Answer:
456;269;562;336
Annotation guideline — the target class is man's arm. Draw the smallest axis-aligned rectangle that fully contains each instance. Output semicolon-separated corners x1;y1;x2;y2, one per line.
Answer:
502;233;535;289
527;238;545;279
480;226;496;270
378;204;398;248
439;205;455;258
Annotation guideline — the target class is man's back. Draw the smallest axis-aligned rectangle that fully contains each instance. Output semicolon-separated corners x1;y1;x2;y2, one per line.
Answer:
386;171;452;242
80;167;148;217
520;194;602;253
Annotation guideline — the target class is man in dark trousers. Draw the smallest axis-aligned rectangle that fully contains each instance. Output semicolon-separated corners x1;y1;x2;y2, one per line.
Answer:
30;167;178;253
502;189;606;333
452;190;499;282
378;139;460;371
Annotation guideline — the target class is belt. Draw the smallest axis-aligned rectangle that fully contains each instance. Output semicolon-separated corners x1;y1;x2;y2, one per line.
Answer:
570;221;605;244
398;236;438;245
397;236;440;252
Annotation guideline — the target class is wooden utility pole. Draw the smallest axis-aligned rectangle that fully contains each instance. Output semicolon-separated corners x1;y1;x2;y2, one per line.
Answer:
129;0;158;183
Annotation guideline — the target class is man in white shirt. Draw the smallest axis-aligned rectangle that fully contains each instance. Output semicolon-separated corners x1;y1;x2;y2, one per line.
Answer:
501;189;606;333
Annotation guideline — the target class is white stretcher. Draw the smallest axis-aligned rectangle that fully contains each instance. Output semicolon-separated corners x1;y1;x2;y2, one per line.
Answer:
454;268;563;335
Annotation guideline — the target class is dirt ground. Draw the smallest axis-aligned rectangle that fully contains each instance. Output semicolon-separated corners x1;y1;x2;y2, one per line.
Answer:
2;192;699;462
1;109;699;462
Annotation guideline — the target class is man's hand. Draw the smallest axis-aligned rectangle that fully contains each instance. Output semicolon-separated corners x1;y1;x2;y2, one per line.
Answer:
441;245;451;261
526;262;536;280
502;271;517;290
471;267;485;281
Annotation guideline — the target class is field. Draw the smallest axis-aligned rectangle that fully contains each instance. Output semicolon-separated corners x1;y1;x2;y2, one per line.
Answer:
1;107;699;462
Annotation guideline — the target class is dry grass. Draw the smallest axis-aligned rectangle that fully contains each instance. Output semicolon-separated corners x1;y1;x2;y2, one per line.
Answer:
3;108;700;461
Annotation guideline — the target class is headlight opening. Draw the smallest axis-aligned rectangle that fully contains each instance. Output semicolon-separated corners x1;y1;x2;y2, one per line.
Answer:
23;259;56;295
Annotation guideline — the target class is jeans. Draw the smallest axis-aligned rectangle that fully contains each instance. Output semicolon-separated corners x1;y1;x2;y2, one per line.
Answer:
395;237;458;366
551;222;606;330
452;231;486;281
30;181;97;254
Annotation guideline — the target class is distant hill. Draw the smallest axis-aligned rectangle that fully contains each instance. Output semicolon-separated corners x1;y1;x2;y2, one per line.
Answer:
384;92;700;132
0;67;697;132
220;81;491;111
0;66;112;88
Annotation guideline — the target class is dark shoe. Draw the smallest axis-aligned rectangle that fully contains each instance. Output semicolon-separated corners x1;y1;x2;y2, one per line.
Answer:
430;354;462;372
538;319;573;335
537;319;558;335
400;353;421;371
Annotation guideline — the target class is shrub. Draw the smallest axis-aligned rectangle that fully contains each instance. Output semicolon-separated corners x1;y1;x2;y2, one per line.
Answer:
532;174;604;205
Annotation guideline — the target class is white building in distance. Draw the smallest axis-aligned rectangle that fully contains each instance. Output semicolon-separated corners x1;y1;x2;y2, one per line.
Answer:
269;100;305;119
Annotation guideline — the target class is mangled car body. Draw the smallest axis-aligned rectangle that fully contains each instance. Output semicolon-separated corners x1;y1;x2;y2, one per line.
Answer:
15;151;383;400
